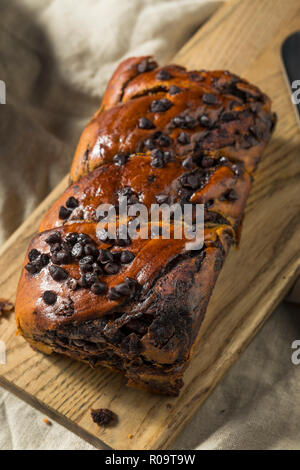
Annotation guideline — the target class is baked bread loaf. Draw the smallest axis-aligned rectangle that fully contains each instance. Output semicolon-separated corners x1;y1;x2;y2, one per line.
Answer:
15;57;276;395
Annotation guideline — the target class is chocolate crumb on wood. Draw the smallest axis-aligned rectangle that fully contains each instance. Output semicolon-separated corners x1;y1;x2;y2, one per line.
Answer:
91;408;117;426
0;299;14;317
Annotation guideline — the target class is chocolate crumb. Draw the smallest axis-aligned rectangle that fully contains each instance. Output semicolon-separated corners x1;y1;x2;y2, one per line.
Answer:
0;299;14;317
91;408;116;426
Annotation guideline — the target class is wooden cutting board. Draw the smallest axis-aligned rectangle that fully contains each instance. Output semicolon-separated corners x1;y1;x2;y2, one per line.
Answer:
1;0;300;450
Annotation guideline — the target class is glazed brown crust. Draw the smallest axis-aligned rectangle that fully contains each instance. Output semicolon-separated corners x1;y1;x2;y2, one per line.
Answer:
15;56;275;395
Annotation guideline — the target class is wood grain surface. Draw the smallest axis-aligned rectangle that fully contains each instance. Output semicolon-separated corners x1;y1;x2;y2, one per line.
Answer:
1;0;300;450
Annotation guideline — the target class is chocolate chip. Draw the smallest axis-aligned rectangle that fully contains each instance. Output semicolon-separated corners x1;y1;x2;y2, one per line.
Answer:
50;243;61;253
157;69;172;80
189;72;204;82
120;250;135;264
150;98;173;113
151;148;164;168
25;263;38;274
91;282;107;295
117;186;133;198
155;194;169;204
84;243;98;257
169;85;182;95
231;162;244;176
107;287;121;300
40;253;50;266
52;250;72;265
79;256;94;272
182;156;194;169
137;58;157;73
82;272;98;286
77;233;93;244
114;233;131;246
157;134;171;147
163;150;174;163
201;156;214;168
222;111;236;122
172;115;195;129
113;282;131;296
92;262;103;275
138;117;155;129
49;265;68;281
151;157;164;168
71;242;84;259
172;116;186;128
113;153;127;166
45;232;61;245
180;173;200;189
129;196;139;208
144;137;155;150
66;196;79;209
152;130;163;140
98;249;114;264
28;249;40;261
151;148;164;160
205;199;214;208
202;93;217;105
124;277;139;294
65;232;79;245
198;114;211;127
42;290;57;305
59;206;72;220
184;115;196;129
177;131;190;145
104;262;120;275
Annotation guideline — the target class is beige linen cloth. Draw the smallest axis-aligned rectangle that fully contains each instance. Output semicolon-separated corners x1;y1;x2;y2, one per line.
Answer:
0;0;299;450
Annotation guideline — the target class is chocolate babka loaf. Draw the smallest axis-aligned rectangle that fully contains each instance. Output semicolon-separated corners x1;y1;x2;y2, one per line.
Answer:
15;57;275;395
